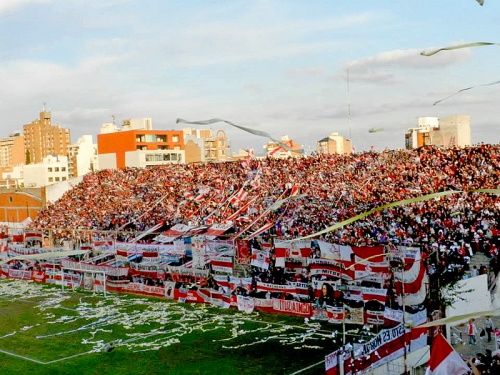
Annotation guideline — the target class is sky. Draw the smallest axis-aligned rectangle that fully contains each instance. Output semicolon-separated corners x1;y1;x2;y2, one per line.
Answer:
1;0;499;154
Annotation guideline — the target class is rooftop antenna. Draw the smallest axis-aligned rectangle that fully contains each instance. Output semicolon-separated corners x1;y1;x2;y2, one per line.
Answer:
43;102;46;111
112;115;115;125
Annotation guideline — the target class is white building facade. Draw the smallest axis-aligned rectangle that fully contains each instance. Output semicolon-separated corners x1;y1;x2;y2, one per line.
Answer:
23;155;70;187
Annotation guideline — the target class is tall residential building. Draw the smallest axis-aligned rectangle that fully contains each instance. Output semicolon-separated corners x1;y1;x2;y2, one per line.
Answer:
23;110;71;164
405;115;471;149
317;132;352;155
0;130;25;171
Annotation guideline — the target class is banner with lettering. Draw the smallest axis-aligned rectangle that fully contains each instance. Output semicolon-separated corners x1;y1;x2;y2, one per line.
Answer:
308;259;352;281
353;324;406;372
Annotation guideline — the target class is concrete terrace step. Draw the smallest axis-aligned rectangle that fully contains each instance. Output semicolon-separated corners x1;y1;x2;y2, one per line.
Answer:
469;252;491;270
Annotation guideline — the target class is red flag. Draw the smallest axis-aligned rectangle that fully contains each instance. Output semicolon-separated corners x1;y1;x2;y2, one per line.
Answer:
425;333;468;375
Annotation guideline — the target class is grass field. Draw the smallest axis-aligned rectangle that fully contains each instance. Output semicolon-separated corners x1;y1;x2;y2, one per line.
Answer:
0;279;339;375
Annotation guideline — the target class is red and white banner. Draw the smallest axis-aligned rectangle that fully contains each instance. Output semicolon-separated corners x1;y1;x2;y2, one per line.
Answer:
251;248;270;270
317;241;341;260
275;240;311;258
255;281;309;299
272;299;311;316
24;230;43;242
384;306;404;323
236;239;251;265
31;270;46;283
155;224;193;243
325;350;339;375
361;287;388;304
353;324;406;372
204;223;233;238
394;256;426;294
210;256;233;274
308;259;352;281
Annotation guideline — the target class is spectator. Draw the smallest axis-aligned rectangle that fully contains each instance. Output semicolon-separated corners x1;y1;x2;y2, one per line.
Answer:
466;318;478;346
484;316;495;343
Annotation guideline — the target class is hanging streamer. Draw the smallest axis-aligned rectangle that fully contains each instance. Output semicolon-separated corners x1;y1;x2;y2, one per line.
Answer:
420;42;499;57
290;188;500;241
291;190;462;241
433;80;500;105
176;118;304;154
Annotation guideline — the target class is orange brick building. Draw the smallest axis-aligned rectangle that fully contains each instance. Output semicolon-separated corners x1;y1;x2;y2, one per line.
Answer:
0;189;44;223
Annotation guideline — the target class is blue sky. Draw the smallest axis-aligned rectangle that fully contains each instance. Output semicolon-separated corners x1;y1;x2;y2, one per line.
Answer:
1;0;498;153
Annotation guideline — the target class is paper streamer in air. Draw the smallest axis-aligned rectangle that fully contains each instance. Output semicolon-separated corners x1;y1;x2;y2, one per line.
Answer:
176;118;304;154
433;80;500;105
420;42;499;57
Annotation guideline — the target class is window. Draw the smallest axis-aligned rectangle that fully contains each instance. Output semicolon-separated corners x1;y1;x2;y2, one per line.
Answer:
55;167;59;172
62;177;66;181
156;135;167;142
172;135;179;142
48;167;53;172
48;177;54;182
55;177;60;181
158;145;169;150
61;167;66;171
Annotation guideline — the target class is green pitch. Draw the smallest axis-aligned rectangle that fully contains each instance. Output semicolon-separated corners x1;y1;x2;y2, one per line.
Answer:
0;279;337;375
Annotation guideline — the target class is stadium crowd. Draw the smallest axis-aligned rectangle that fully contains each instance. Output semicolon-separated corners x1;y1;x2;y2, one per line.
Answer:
30;144;500;271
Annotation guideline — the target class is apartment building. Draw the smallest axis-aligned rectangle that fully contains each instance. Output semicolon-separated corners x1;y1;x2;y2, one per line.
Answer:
23;110;71;164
